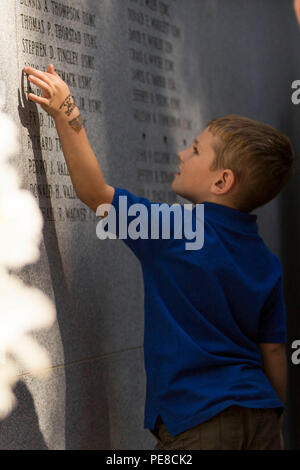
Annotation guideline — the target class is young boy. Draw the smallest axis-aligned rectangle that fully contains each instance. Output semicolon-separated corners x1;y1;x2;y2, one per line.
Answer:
23;64;294;450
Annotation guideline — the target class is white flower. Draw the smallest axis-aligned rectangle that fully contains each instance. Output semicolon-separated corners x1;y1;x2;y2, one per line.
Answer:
0;269;55;348
0;175;43;268
0;113;20;162
0;112;56;420
0;360;18;420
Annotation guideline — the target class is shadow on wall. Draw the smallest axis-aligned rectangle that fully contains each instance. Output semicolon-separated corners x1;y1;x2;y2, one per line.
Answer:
279;49;300;450
0;382;48;450
276;4;300;450
0;70;112;449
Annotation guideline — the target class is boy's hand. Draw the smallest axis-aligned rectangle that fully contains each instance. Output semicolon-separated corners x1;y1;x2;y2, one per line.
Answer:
279;427;284;450
279;413;284;450
22;64;76;119
22;65;110;210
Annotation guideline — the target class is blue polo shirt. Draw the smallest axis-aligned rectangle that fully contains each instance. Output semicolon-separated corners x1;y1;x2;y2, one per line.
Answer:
104;187;286;437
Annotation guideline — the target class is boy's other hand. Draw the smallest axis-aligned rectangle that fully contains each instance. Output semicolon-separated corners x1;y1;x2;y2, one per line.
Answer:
294;0;300;26
279;427;284;450
22;64;75;119
279;413;284;450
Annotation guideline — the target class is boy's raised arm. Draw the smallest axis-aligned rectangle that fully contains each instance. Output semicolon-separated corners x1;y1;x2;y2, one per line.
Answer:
23;64;114;212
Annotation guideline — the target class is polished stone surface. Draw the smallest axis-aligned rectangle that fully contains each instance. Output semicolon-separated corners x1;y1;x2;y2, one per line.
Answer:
0;0;300;449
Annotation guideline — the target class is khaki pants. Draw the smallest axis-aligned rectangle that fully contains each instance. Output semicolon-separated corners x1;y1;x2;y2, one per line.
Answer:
151;406;282;450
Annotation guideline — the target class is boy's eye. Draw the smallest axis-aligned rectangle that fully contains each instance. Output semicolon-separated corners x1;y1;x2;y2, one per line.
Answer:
193;145;199;155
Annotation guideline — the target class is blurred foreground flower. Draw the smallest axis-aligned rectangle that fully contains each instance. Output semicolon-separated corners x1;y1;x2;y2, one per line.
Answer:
0;112;55;419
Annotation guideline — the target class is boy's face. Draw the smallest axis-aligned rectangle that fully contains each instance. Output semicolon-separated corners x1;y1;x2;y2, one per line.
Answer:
172;127;222;204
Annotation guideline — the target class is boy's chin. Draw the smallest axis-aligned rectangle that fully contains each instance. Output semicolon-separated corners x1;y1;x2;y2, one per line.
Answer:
171;184;198;204
171;186;182;198
172;183;187;199
172;187;189;202
171;180;182;195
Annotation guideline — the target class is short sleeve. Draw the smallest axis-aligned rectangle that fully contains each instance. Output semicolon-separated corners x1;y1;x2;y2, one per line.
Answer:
258;276;287;343
98;186;185;262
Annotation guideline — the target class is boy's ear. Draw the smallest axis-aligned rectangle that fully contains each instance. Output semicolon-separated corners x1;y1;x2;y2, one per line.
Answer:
212;169;235;194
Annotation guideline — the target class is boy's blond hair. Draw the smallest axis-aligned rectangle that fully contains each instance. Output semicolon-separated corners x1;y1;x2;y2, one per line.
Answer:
207;115;295;213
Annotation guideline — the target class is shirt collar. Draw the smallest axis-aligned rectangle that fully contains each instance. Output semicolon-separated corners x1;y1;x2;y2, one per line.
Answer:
196;201;258;233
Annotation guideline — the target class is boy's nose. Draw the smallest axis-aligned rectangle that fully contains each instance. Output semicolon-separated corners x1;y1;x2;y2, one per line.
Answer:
178;150;184;162
178;147;191;163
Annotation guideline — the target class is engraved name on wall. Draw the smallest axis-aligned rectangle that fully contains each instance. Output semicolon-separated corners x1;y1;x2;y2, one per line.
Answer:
127;0;194;203
18;0;100;223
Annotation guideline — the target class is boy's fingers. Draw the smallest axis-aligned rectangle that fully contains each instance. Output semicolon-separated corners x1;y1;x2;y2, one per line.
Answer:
28;75;52;96
28;93;50;107
50;64;59;76
23;66;52;86
48;64;59;77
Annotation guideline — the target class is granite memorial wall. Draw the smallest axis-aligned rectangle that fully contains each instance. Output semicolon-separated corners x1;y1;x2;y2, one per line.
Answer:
0;0;299;449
